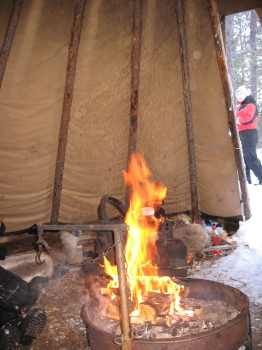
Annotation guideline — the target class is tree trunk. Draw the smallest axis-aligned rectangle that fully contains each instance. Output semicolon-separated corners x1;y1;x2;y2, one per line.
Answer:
250;10;257;100
225;14;235;93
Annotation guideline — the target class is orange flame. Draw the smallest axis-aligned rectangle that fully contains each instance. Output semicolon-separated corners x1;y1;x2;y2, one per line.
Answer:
104;154;185;317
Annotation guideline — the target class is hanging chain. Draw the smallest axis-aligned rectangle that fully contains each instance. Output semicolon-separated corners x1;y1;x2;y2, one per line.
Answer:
122;242;132;313
36;230;118;266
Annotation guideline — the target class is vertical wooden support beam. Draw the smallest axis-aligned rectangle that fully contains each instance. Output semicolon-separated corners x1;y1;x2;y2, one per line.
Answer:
207;0;251;220
114;227;133;350
126;0;143;205
174;0;199;220
50;0;86;224
0;0;23;89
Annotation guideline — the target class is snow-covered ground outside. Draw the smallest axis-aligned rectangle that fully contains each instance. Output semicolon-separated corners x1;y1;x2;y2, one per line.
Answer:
190;148;262;348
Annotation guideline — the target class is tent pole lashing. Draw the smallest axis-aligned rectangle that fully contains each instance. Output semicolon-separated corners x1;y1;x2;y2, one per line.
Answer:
50;0;86;224
0;0;23;89
207;0;251;220
174;0;199;220
126;0;143;206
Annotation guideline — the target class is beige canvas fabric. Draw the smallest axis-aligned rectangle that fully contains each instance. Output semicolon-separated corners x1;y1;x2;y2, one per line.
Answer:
0;0;243;232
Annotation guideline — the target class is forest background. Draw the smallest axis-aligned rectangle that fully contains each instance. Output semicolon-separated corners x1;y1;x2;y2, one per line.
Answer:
226;10;262;146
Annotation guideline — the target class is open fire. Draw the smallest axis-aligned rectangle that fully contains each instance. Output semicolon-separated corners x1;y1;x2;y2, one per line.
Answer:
103;154;191;319
82;154;250;350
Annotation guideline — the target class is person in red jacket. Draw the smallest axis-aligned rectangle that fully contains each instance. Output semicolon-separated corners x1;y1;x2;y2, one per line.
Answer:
236;86;262;185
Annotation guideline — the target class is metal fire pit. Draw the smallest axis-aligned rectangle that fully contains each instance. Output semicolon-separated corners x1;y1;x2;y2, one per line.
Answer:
37;223;251;350
84;278;251;350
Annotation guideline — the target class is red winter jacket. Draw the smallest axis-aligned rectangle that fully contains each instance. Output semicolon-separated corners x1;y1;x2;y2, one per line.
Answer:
236;95;258;132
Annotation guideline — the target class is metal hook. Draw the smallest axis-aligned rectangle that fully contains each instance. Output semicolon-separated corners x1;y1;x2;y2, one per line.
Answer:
36;242;45;265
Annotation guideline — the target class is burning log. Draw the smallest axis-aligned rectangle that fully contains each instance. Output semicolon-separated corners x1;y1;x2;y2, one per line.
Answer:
144;291;174;315
107;297;120;320
145;291;173;303
138;291;175;322
106;296;144;324
151;316;172;327
106;290;175;323
139;302;157;321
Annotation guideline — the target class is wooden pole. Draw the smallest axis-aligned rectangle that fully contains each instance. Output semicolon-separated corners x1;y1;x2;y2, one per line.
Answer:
114;227;133;350
174;0;199;220
126;0;143;205
207;0;251;220
0;0;23;89
50;0;86;224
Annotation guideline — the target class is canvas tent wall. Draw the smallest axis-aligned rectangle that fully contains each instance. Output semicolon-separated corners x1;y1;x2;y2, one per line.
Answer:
0;0;260;233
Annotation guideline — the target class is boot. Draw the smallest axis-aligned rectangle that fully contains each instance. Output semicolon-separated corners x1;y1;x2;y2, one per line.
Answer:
0;309;46;350
0;267;47;313
20;308;47;348
245;167;251;184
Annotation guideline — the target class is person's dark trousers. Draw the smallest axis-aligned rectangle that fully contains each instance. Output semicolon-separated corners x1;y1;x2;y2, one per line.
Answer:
0;267;46;313
239;129;262;184
0;309;21;328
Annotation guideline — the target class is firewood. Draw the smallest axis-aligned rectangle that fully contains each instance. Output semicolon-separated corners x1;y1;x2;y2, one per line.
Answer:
151;316;172;327
100;287;110;295
107;314;120;321
139;302;157;321
144;291;173;314
107;297;120;318
194;307;203;315
145;291;174;303
174;309;194;317
109;287;119;297
130;316;144;325
107;314;145;325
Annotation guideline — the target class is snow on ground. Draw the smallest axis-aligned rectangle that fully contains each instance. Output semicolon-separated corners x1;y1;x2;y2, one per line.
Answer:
189;149;262;347
190;150;262;303
189;183;262;304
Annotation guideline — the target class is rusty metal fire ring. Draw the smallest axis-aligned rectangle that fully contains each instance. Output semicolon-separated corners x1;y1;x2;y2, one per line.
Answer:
84;278;251;350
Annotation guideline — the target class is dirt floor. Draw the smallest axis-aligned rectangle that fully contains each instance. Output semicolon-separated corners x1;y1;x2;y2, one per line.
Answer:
32;269;88;350
30;264;262;350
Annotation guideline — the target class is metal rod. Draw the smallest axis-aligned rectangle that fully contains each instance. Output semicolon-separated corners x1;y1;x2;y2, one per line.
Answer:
174;0;199;220
113;227;133;350
50;0;86;224
0;0;23;89
203;244;238;252
126;0;143;205
207;0;251;220
37;223;128;232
